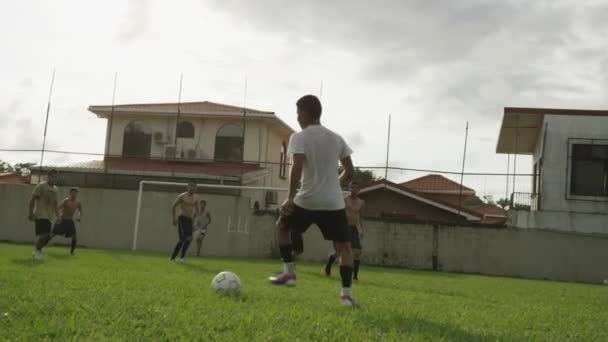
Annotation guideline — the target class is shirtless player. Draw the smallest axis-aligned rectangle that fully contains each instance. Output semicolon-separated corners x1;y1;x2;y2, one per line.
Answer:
170;180;199;262
50;187;83;255
325;181;365;280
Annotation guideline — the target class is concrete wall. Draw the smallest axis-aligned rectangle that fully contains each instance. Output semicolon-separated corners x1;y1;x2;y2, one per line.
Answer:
2;184;607;284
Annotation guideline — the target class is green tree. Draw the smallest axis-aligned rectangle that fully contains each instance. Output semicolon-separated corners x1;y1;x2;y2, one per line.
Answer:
338;167;379;185
496;197;510;209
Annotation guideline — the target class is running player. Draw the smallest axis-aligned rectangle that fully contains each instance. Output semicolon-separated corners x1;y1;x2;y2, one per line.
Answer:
193;200;211;257
325;181;365;280
50;187;83;255
268;94;358;306
28;169;60;260
170;180;199;262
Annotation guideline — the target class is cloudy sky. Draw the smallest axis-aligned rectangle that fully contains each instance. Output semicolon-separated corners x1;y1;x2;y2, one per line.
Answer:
2;0;608;198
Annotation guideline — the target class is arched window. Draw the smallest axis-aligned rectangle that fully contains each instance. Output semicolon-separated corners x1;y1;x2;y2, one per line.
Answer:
177;121;195;138
122;120;152;158
214;124;243;161
279;142;287;178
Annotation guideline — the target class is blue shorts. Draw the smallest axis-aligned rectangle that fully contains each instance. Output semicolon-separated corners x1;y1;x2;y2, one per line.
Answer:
52;219;76;238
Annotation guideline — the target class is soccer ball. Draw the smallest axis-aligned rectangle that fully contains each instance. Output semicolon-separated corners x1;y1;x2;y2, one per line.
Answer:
211;271;242;295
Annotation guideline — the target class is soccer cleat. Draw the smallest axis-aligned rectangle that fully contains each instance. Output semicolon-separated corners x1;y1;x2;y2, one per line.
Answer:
178;258;185;263
33;250;42;261
268;273;296;286
353;277;359;282
341;295;360;307
325;266;331;277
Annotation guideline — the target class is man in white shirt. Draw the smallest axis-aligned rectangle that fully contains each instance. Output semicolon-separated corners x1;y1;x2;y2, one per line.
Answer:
268;94;358;307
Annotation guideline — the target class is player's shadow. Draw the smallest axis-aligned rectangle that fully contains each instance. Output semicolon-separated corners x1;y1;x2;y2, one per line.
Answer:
44;252;73;260
357;314;503;341
180;262;223;275
11;258;44;267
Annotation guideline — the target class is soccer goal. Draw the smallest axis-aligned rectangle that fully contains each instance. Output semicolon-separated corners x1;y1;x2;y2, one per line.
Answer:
132;180;288;251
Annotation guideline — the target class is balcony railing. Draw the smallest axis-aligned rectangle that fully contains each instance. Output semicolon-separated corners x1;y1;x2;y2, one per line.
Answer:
510;192;538;211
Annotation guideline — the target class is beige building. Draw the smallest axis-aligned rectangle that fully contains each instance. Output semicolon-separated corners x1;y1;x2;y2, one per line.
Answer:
36;101;294;207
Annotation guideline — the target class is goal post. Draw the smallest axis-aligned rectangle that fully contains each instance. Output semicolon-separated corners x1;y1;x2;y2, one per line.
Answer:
132;180;287;251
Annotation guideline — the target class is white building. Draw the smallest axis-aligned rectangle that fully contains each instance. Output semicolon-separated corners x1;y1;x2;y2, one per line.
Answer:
496;107;608;235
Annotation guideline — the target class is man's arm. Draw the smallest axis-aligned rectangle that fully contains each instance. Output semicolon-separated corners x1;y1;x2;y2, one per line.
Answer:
339;156;354;187
28;195;38;221
171;195;182;226
77;201;83;221
281;153;304;216
288;154;305;199
206;212;212;225
358;200;365;238
54;197;60;223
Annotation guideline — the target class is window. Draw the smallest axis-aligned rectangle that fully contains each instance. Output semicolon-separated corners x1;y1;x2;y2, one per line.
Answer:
570;144;608;196
123;120;152;158
214;124;243;161
177;121;194;138
279;142;287;178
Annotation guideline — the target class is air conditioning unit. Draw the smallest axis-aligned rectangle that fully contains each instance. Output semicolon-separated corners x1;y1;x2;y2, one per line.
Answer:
265;190;278;205
186;149;197;159
164;145;177;159
154;131;168;144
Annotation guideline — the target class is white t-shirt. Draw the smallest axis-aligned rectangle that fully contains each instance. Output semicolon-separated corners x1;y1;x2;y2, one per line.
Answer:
288;125;353;211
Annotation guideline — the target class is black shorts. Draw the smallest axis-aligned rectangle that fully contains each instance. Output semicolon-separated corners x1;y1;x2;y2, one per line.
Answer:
349;225;362;250
35;219;52;236
282;205;350;242
178;216;193;240
52;219;76;238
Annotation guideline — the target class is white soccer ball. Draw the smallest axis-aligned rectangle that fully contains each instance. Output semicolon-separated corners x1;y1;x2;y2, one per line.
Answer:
211;271;242;295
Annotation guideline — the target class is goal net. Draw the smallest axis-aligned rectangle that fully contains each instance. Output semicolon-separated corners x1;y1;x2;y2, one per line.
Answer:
132;180;288;252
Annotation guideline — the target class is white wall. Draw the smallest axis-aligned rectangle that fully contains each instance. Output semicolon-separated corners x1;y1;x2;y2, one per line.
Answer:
520;115;608;234
540;116;608;212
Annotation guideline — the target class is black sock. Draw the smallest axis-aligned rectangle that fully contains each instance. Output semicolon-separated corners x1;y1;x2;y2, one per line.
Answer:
353;259;360;279
171;241;182;260
279;244;293;263
339;265;353;288
180;240;192;258
70;238;77;255
325;254;337;271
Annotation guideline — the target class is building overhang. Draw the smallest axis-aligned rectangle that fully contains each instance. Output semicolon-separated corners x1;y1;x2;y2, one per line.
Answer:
496;107;608;155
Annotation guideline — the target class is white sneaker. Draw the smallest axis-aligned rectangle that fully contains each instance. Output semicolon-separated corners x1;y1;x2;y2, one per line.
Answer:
268;273;296;286
33;250;42;261
178;258;185;263
341;295;360;307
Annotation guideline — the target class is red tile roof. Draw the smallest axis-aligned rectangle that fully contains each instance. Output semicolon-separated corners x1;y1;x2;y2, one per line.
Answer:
401;174;475;194
0;172;30;184
361;178;507;225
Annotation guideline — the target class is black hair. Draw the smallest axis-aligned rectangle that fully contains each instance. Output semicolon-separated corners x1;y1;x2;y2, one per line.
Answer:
296;95;322;119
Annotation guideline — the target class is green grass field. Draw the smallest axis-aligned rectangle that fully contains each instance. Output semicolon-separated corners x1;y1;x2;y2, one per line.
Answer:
1;243;607;341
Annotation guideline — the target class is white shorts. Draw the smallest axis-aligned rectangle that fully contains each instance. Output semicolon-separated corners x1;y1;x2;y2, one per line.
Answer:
193;229;206;241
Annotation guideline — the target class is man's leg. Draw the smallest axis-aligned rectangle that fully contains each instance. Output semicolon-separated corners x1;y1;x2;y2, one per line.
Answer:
335;241;357;306
180;236;192;259
196;238;202;256
268;216;296;286
171;224;184;260
324;242;338;276
353;248;362;280
70;233;77;255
